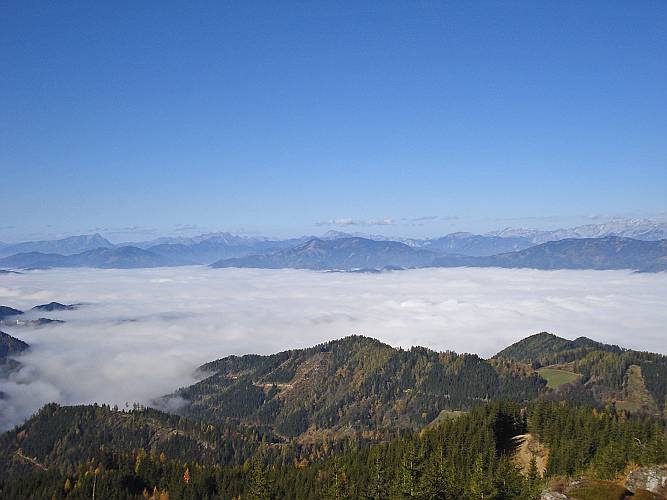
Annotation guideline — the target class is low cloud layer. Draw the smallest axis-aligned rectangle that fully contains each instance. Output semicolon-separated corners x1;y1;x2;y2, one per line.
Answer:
1;267;666;430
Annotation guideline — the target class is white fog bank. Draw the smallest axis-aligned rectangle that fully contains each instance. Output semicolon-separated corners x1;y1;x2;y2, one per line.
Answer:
1;266;666;430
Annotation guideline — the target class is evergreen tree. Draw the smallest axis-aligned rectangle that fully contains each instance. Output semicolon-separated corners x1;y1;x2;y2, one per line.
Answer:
366;454;388;500
467;454;496;500
323;457;350;500
417;445;460;499
395;441;421;498
526;456;541;499
247;456;272;500
493;455;526;500
592;442;626;479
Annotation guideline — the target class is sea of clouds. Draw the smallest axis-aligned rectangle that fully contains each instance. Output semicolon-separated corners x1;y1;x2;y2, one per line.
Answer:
1;266;666;430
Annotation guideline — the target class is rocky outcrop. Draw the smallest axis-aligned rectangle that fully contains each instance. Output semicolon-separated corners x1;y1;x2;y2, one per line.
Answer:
540;491;568;500
625;464;667;496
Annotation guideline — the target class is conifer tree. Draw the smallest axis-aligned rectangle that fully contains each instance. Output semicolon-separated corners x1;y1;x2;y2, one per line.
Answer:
467;454;497;500
396;441;421;498
366;454;388;500
417;446;460;499
493;455;526;500
527;455;541;498
323;457;350;500
247;456;272;500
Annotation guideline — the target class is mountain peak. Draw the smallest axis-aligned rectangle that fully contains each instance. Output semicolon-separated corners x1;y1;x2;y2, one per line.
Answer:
32;302;77;312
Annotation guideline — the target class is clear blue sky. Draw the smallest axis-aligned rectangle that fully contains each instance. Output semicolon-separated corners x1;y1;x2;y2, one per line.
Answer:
1;1;665;242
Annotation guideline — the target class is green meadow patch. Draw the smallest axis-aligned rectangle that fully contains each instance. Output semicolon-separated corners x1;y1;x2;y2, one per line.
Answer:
537;367;581;389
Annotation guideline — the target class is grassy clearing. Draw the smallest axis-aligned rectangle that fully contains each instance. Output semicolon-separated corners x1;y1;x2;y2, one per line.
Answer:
566;480;629;500
615;365;658;414
537;367;581;389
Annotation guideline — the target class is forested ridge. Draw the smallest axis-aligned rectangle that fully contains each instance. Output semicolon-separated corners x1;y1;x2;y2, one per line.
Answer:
167;336;546;438
1;332;666;499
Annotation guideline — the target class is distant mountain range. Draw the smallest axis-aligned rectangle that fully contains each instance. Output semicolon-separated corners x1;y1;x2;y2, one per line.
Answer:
0;232;308;265
213;236;667;272
433;236;667;272
0;246;182;269
1;219;666;272
0;234;113;258
2;236;666;272
488;218;667;244
417;232;533;255
211;237;437;270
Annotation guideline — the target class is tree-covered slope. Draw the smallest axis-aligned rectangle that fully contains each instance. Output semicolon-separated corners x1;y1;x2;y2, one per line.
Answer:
1;400;664;500
165;335;546;437
0;330;29;358
0;330;29;379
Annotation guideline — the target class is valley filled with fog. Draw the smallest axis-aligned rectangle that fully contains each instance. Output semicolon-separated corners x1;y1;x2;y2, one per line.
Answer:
1;266;666;430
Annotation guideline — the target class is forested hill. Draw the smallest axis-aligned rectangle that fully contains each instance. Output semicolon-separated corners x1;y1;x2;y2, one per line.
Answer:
494;332;623;365
164;335;546;438
495;332;667;417
0;403;278;480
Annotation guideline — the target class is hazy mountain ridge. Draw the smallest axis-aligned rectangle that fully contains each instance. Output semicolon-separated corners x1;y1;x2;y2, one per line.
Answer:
1;220;666;271
0;302;78;330
419;232;533;256
0;246;185;269
146;238;304;265
0;234;113;258
211;237;439;270
433;236;667;272
0;307;23;321
0;302;74;331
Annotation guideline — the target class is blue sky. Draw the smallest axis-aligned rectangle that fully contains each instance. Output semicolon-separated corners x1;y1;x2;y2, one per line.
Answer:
1;1;665;242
